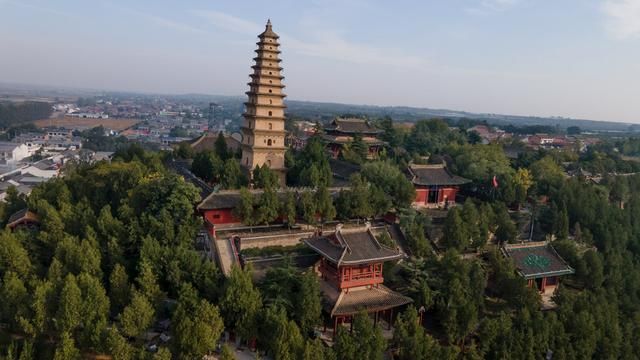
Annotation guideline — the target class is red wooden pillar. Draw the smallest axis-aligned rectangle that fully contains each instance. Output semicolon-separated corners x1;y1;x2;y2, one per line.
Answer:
333;316;338;338
540;277;546;293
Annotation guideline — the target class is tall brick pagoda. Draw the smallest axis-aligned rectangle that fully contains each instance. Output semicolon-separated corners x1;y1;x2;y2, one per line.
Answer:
241;19;287;186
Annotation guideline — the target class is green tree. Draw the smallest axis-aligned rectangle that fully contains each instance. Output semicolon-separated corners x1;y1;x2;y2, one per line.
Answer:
219;344;236;360
348;174;373;221
109;264;130;314
215;131;230;160
104;327;134;360
513;168;534;208
0;231;33;281
234;188;256;231
56;274;82;334
77;273;110;348
119;291;155;339
220;158;246;189
136;260;165;311
315;185;336;227
255;186;279;225
0;272;29;331
442;208;469;250
191;150;222;183
394;306;440;360
334;312;385;360
220;265;262;342
295;271;322;335
302;338;333;360
53;332;81;360
361;161;416;209
530;156;564;195
281;191;297;229
172;283;224;359
261;306;304;360
299;191;317;227
494;205;517;244
253;164;279;189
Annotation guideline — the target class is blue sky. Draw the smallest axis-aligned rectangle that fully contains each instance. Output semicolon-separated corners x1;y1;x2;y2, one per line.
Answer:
1;0;639;122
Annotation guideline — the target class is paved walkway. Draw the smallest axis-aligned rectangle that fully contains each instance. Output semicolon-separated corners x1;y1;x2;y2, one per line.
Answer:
214;237;236;276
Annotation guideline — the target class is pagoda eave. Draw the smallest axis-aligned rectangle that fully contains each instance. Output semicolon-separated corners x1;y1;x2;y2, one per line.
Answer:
254;57;282;63
255;48;281;54
247;82;285;88
252;65;283;71
242;113;286;120
256;40;280;47
249;73;285;80
243;102;286;109
240;143;287;151
240;127;287;135
245;91;287;98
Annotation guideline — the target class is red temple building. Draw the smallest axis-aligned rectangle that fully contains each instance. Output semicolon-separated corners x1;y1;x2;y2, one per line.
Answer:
303;224;412;337
322;118;385;159
502;241;574;307
408;163;470;208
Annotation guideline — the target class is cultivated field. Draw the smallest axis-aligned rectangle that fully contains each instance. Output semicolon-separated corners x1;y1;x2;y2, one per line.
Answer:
32;116;140;131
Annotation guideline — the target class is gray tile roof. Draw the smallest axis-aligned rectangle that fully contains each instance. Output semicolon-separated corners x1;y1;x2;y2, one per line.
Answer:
304;227;402;265
325;118;382;135
408;164;470;186
330;285;412;316
502;242;575;279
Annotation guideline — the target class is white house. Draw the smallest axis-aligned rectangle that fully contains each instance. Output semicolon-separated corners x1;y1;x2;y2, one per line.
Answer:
0;142;29;164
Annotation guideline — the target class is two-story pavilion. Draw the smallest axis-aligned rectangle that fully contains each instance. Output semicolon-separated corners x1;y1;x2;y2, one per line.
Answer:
303;224;412;337
322;118;385;159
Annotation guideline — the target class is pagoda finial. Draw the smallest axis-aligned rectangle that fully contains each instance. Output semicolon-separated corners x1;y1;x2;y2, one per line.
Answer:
266;19;272;28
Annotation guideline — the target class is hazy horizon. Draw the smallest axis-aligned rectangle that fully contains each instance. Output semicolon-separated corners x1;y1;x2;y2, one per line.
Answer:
1;0;639;123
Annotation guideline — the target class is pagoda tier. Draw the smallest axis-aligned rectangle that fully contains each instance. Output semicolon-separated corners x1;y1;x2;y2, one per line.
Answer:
241;19;287;186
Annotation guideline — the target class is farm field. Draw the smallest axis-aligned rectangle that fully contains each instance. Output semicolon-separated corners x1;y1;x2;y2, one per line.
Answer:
32;115;139;131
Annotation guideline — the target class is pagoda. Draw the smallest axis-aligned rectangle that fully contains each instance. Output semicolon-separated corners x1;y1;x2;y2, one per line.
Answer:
303;224;412;337
241;19;287;186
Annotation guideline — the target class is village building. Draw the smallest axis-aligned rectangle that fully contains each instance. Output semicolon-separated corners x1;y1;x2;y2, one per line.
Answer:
407;163;470;208
303;224;412;337
501;241;574;308
322;118;385;159
6;208;39;231
189;132;242;154
240;20;288;186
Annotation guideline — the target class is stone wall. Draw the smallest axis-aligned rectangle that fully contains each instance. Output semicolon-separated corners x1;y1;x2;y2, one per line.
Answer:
237;231;315;250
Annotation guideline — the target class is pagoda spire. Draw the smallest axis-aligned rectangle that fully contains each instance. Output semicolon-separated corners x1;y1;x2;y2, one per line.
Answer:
240;19;287;186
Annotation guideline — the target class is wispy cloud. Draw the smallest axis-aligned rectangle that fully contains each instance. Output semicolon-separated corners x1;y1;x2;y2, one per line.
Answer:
190;10;261;36
466;0;521;14
602;0;640;39
284;32;425;68
101;1;206;34
191;9;426;68
4;0;73;17
145;13;207;34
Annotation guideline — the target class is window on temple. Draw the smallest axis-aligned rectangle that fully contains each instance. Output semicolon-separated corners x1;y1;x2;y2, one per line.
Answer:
268;123;272;130
267;139;272;146
268;111;272;116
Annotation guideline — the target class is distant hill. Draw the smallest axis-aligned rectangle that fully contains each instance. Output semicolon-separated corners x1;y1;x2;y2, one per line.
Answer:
1;82;636;132
283;100;638;132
